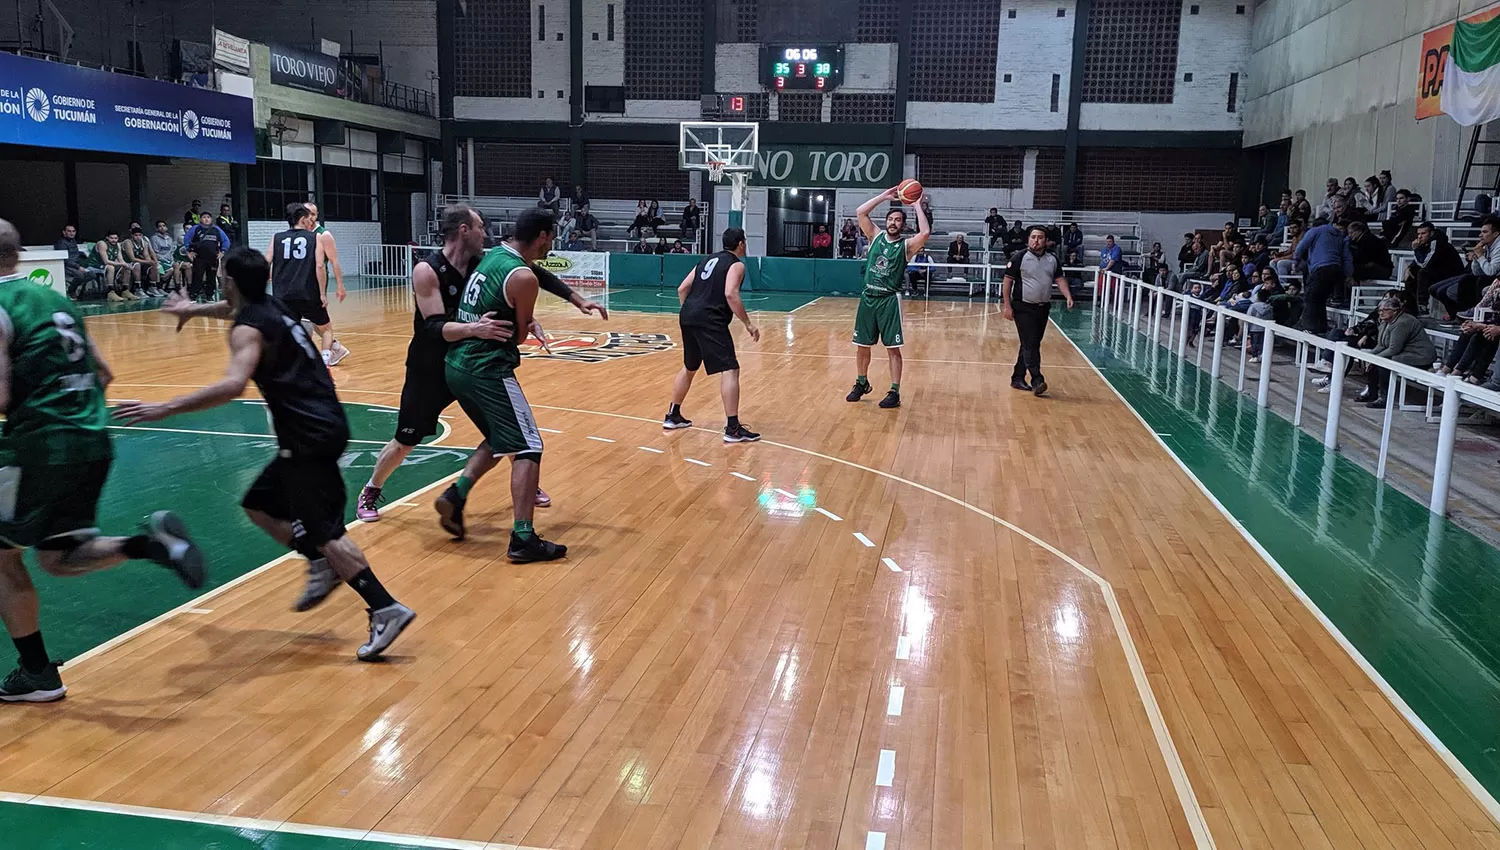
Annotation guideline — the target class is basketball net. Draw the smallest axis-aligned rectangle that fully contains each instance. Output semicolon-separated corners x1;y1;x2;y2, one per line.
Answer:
706;158;727;183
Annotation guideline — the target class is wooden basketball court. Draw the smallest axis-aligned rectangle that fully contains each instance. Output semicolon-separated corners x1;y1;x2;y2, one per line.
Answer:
0;284;1496;849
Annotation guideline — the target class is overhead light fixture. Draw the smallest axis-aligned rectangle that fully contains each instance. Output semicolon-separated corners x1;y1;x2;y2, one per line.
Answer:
816;194;824;202
790;188;799;196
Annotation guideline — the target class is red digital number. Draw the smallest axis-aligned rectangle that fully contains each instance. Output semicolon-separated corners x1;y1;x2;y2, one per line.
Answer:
796;62;807;77
815;77;825;89
775;76;785;89
730;96;745;112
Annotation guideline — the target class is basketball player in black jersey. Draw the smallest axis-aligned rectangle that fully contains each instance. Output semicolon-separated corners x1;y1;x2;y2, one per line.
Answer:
118;249;416;661
353;205;608;536
266;204;326;325
663;227;761;442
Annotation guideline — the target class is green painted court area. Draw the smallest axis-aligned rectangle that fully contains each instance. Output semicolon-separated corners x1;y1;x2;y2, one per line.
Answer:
28;401;466;662
1055;307;1500;801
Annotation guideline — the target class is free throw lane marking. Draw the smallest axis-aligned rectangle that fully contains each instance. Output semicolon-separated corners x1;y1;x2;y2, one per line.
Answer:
886;685;905;716
685;458;711;467
815;507;843;521
881;557;902;572
865;833;886;850
586;435;614;443
853;532;875;547
730;471;755;481
875;750;896;787
895;636;911;660
638;446;665;454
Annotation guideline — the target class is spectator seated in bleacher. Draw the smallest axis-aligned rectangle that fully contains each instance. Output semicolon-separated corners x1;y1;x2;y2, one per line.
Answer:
570;183;589;213
1246;237;1271;272
1168;234;1208;297
1142;241;1167;287
1431;215;1500;322
563;231;584;251
669;239;689;254
1315;180;1341;222
1352;177;1383;222
984;208;1006;250
838;220;858;259
1382;189;1418;248
1098;234;1125;276
631;237;654;255
149;220;182;291
538;177;562;215
54;224;102;298
1292;189;1313;224
95;230;140;301
1438;280;1500;383
946;232;970;265
1003;220;1026;257
811;224;833;258
1272;221;1305;279
1244;267;1287;363
1254;204;1278;244
574;204;599;249
557;208;577;246
1406;221;1464;307
907;248;933;297
1377;170;1397;216
1462;194;1493;224
681;199;702;246
1360;296;1437;409
1062;223;1083;258
1347;220;1393;283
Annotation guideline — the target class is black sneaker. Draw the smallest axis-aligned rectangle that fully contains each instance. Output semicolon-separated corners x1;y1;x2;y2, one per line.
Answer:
846;381;872;402
1032;380;1049;398
508;531;567;563
1011;380;1032;391
142;510;205;589
878;390;901;409
0;663;65;703
435;485;466;541
663;410;693;430
724;423;762;443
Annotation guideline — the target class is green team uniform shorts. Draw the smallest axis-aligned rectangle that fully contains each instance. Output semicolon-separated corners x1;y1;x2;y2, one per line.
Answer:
852;294;904;348
0;458;111;550
444;365;545;460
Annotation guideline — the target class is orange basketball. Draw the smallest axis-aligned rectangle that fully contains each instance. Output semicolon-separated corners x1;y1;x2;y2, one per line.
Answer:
896;179;923;204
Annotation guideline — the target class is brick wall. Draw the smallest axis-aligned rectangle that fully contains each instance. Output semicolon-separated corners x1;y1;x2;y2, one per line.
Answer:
583;144;690;199
474;142;571;195
1074;148;1237;212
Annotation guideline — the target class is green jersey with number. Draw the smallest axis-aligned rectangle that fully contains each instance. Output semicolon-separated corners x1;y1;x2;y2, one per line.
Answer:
861;233;906;298
0;274;110;464
445;243;527;377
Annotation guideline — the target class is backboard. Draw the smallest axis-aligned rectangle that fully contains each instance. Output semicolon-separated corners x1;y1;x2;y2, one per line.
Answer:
679;122;759;172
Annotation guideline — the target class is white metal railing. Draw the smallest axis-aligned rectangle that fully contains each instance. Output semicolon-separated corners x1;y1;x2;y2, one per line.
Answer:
1092;270;1500;516
354;244;434;282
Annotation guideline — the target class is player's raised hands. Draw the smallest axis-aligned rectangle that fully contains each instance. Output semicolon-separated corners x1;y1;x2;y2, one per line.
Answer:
161;290;196;332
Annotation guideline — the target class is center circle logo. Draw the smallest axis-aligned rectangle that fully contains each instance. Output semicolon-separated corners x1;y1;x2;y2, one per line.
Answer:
24;88;48;122
182;110;200;139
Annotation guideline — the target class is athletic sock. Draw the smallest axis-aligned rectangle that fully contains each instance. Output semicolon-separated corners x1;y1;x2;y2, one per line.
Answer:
513;519;535;540
856;375;869;386
365;479;379;490
454;475;475;500
727;415;741;429
346;568;397;610
122;533;163;561
890;383;900;392
12;631;49;673
668;403;682;417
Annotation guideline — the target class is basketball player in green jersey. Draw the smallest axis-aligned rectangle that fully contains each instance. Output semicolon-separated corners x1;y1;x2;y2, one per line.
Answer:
0;219;204;702
847;185;930;408
445;208;566;563
302;202;352;366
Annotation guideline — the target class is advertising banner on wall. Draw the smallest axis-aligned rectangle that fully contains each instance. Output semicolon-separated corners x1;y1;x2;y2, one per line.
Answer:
0;51;255;163
536;251;609;288
213;29;251;72
747;145;894;188
269;44;341;96
1418;1;1500;120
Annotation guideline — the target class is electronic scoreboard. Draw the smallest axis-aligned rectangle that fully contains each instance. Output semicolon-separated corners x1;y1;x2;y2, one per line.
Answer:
759;44;844;91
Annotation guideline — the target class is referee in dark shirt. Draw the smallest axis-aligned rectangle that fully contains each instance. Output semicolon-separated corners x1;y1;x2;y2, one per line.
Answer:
1002;225;1073;397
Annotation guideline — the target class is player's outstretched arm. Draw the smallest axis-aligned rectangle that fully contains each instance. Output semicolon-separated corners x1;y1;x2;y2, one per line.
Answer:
161;290;234;328
533;262;607;319
856;187;898;242
116;326;262;423
905;194;932;258
723;263;759;342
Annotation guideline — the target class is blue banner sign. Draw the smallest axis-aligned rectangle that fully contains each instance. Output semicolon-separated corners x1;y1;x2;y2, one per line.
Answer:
0;51;255;163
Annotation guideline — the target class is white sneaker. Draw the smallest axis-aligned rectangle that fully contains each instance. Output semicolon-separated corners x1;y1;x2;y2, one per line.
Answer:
358;602;416;661
1312;376;1330;387
328;340;351;366
322;349;332;366
1308;362;1333;374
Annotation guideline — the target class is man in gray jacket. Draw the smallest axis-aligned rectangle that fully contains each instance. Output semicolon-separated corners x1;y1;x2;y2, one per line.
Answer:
1360;296;1436;408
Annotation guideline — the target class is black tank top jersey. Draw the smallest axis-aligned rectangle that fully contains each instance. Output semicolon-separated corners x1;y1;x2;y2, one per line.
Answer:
271;229;319;302
234;298;350;457
681;251;740;326
407;251;479;369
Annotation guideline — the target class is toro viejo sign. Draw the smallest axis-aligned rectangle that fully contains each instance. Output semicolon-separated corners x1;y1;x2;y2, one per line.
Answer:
748;145;894;188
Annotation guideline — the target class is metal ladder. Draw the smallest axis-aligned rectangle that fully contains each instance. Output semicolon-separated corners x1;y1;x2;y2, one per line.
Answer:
1457;122;1500;215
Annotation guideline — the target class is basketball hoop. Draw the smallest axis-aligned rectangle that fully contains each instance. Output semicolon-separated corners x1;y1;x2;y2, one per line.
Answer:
706;158;727;183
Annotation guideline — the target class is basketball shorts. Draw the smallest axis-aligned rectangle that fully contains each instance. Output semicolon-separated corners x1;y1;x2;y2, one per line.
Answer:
680;320;739;375
241;453;349;549
283;298;332;327
445;366;544;460
394;359;457;446
852;294;904;347
0;459;111;551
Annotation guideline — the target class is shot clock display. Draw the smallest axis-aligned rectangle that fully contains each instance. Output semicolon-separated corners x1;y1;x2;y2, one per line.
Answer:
760;45;844;91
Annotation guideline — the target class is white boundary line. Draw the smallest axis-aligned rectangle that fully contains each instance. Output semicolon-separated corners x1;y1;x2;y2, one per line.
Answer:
789;296;824;313
1055;318;1500;828
0;792;552;850
105;425;390;446
523;401;1216;848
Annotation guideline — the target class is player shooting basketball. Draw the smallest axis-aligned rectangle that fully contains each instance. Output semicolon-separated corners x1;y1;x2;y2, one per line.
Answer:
846;182;929;409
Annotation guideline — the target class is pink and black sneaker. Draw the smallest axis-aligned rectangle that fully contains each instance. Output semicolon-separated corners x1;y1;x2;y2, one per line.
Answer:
356;485;383;522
